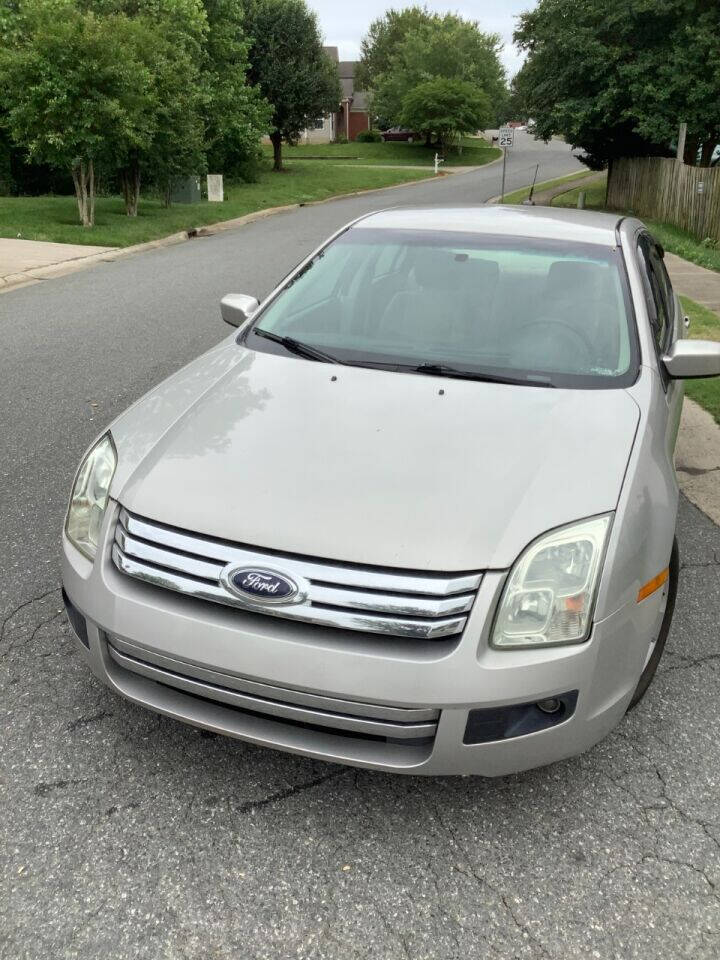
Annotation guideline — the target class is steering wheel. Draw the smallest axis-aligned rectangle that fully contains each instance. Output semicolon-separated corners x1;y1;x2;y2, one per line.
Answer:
517;317;594;364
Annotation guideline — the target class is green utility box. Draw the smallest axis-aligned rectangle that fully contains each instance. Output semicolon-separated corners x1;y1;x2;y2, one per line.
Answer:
170;176;201;204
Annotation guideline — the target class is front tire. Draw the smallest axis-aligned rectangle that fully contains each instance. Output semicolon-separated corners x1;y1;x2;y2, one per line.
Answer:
627;537;679;710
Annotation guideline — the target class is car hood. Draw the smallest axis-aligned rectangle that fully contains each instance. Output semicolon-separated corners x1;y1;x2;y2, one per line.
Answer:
112;344;640;570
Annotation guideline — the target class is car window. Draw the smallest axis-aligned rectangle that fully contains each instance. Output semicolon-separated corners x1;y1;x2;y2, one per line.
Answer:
652;246;676;340
248;228;638;390
638;235;673;351
281;244;355;315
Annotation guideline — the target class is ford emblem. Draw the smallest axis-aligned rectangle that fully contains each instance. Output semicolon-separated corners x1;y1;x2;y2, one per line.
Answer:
222;566;300;605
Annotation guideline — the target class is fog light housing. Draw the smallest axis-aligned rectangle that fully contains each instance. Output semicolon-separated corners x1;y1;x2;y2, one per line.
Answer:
463;691;578;744
536;697;562;715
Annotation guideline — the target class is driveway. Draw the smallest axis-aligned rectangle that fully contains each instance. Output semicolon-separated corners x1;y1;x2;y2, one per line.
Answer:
3;139;720;960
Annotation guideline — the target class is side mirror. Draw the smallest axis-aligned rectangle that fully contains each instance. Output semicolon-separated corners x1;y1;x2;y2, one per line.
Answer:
220;293;259;327
662;339;720;379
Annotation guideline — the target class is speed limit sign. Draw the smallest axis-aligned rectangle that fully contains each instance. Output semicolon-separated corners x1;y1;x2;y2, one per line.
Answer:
499;126;514;147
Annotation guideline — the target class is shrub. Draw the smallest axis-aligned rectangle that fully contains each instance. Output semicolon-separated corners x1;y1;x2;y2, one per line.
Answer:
355;129;383;143
333;134;349;144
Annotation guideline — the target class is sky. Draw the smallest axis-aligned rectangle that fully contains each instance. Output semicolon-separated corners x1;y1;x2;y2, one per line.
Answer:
309;0;536;78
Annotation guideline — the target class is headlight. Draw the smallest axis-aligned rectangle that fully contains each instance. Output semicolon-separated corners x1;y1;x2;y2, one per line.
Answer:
491;514;612;649
65;433;117;561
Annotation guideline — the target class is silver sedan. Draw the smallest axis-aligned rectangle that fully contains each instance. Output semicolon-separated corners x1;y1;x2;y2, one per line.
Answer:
61;206;720;776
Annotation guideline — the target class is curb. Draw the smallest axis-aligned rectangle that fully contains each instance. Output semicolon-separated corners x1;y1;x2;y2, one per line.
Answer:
485;170;601;207
0;170;445;296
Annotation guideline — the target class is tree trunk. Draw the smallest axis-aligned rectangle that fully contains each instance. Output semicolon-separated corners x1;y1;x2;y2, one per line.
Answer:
605;157;613;208
120;155;141;216
88;159;94;227
71;158;94;227
684;135;700;166
424;131;432;147
270;131;283;171
699;139;715;168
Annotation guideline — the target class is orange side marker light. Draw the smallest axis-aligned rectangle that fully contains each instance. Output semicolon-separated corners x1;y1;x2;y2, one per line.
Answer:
637;567;669;603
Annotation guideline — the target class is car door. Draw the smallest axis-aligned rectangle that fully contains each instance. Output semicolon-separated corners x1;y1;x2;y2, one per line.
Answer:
636;232;684;456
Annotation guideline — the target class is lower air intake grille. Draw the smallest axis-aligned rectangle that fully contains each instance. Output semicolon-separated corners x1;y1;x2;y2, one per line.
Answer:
105;637;439;761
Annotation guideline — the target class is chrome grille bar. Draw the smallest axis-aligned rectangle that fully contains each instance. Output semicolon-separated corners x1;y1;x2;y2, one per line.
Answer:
107;642;438;740
113;509;482;640
109;635;440;722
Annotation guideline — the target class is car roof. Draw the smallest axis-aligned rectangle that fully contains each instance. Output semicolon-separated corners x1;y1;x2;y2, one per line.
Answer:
353;205;623;247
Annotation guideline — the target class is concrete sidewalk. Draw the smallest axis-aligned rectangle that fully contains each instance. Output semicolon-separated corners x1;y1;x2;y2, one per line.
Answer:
663;255;720;526
530;170;605;205
665;252;720;312
676;400;720;526
0;237;116;290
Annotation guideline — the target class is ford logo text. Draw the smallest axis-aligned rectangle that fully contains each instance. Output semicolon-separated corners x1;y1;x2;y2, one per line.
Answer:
223;566;300;605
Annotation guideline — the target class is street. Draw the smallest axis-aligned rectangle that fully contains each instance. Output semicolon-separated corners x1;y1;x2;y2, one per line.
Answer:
2;135;720;959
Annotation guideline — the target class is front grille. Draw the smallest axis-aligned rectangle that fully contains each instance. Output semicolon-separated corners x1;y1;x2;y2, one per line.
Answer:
112;508;482;640
106;636;439;750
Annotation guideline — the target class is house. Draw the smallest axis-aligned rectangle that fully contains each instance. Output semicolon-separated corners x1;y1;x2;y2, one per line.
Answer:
298;49;370;144
335;61;370;141
298;47;340;144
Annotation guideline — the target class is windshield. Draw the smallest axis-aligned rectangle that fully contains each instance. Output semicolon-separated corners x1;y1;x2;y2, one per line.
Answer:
246;228;638;389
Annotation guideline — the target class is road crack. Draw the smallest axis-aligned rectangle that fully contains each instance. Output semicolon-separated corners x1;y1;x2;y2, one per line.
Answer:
0;586;62;645
67;709;114;732
235;767;348;814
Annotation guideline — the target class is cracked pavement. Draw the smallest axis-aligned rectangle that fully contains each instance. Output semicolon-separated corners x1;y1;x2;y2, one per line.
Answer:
2;151;720;959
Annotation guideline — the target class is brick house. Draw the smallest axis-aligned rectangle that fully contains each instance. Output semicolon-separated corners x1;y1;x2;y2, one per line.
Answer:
335;61;371;141
298;49;370;144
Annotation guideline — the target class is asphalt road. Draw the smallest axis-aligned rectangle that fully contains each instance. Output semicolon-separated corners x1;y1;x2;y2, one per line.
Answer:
2;137;720;960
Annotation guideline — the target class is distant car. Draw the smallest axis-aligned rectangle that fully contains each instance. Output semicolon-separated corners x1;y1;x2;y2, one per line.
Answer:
62;206;720;777
381;127;418;142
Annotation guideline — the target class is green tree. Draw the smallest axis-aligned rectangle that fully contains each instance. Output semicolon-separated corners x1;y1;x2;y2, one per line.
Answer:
88;0;210;211
401;78;491;152
355;5;433;93
0;0;157;225
201;0;272;180
370;14;505;147
243;0;341;171
514;0;720;169
134;27;207;209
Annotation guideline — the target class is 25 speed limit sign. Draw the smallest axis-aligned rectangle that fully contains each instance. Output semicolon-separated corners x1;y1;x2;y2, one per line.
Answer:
499;126;514;147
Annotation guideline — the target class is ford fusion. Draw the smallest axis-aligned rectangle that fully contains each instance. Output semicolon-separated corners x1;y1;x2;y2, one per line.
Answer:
61;207;720;776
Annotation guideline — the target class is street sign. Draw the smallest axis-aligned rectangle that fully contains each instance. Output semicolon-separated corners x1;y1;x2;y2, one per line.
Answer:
499;126;514;148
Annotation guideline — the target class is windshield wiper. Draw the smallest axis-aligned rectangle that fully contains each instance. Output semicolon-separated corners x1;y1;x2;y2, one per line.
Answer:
413;363;556;388
254;327;344;364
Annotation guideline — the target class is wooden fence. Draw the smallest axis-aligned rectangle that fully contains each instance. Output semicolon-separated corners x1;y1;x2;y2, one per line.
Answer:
607;156;720;242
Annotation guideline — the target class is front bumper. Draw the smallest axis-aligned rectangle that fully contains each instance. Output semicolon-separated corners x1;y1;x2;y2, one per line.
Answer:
61;503;665;776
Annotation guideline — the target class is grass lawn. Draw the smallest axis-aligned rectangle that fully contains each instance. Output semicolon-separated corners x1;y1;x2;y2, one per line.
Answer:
500;169;595;205
264;136;500;167
552;174;720;274
681;296;720;424
0;160;435;248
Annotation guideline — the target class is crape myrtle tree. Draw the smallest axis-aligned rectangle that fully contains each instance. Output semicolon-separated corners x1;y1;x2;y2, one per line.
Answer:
0;0;158;225
0;0;272;220
90;0;270;210
360;11;505;150
243;0;341;171
90;0;210;213
514;0;720;170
